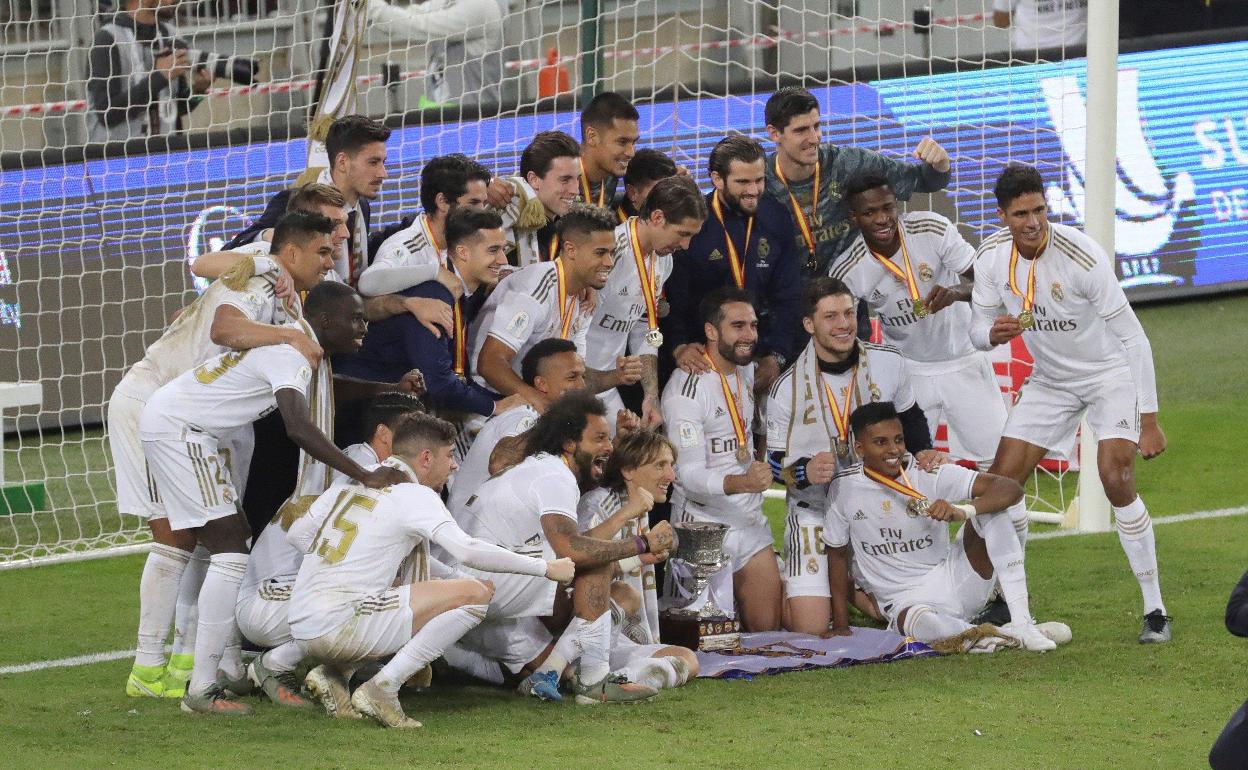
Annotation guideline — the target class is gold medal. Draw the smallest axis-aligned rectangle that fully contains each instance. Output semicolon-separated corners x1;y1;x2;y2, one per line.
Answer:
1018;310;1034;330
835;438;851;460
736;445;750;463
706;352;750;466
864;461;930;516
906;497;931;518
1008;228;1048;333
774;155;820;265
912;298;929;319
645;328;664;348
628;218;664;349
870;230;925;316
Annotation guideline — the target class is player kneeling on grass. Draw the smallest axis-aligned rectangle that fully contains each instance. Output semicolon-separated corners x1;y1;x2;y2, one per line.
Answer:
138;282;410;716
285;413;575;728
822;402;1069;653
578;430;700;690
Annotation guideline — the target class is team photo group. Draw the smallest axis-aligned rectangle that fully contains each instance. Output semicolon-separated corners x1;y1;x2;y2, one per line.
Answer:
109;86;1170;728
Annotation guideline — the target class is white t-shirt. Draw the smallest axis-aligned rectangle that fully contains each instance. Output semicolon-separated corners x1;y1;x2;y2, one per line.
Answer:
972;222;1134;389
662;363;765;528
831;213;977;364
468;261;590;386
138;343;313;441
239;515;309;601
447;405;538;521
118;273;290;399
584;219;673;371
458;453;579;561
358;212;444;296
993;0;1087;49
822;459;978;608
331;443;380;487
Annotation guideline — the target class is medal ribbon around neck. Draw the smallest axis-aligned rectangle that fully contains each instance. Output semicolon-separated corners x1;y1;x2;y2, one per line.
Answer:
704;351;748;453
452;296;467;377
421;214;445;266
863;460;927;501
579;158;607;208
554;258;577;339
774;155;820;257
1008;227;1050;314
821;373;857;445
629;218;661;338
711;191;752;289
545;233;561;262
870;229;923;308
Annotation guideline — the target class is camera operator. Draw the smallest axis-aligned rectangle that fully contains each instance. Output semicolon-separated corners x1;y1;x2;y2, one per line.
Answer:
86;0;258;143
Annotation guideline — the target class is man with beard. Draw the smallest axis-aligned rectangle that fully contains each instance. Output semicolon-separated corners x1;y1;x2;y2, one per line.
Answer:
589;176;707;428
767;277;940;634
661;135;802;395
577;430;700;691
472;204;642;411
662;288;783;631
457;392;675;704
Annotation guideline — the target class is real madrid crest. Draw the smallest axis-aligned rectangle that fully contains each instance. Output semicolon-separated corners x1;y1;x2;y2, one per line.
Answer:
869;383;882;402
918;262;934;282
1051;281;1064;302
806;557;818;575
882;499;892;514
758;237;770;258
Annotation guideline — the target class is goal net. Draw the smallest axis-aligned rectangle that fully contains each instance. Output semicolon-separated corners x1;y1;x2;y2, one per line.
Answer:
1;0;1177;566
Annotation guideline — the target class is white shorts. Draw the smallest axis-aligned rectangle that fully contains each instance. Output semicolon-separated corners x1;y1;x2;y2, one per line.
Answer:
1003;371;1140;450
296;588;414;665
911;353;1008;463
458;616;552;675
108;387;163;519
236;582;294;648
464;567;559;621
142;432;239;531
609;634;666;670
877;537;994;631
721;520;777;575
782;498;830;599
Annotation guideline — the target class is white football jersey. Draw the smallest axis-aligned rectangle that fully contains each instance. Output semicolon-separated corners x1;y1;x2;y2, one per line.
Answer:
584;219;673;370
831;213;977;363
287;462;459;640
239;515;310;602
662;363;764;528
468;261;590;386
973;222;1134;388
138;343;312;440
767;343;918;508
447;405;538;521
822;459;977;608
119;273;290;397
578;486;660;641
331;442;380;487
361;212;445;293
458;453;579;561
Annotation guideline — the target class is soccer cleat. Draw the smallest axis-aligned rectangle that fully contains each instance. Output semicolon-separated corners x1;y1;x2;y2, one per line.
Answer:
351;680;422;729
1138;610;1173;644
572;673;659;705
1037;621;1073;645
517;670;562;702
180;684;254;715
304;665;361;719
1001;621;1058;652
248;655;312;709
161;654;194;699
126;663;167;698
971;594;1011;627
216;669;257;697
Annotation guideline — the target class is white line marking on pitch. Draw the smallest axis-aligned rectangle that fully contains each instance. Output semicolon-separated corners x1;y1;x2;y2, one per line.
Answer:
1;506;1244;677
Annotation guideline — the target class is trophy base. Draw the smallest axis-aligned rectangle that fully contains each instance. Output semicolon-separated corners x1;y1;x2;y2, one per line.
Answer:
659;610;741;652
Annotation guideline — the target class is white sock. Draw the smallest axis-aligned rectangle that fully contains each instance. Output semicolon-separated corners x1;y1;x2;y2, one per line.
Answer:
134;543;191;668
441;644;505;685
1006;500;1030;550
372;605;487;696
573;612;612;685
535;619;583;677
170;545;209;660
973;512;1033;625
904;605;972;643
188;553;248;697
1114;496;1166;614
219;626;245;681
621;657;682;689
261;641;305;675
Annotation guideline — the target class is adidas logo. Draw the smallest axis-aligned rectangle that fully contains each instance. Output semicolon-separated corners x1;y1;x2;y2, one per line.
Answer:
618;287;629;296
714;406;727;418
525;534;541;545
853;510;867;520
708;248;725;261
1116;419;1130;429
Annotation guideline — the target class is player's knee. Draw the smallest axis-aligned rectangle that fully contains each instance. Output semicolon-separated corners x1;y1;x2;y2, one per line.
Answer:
661;646;700;680
609;581;642;615
465;579;494;605
1097;462;1135;503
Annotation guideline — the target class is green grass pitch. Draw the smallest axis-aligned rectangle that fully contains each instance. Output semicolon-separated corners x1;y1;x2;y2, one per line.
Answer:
1;295;1246;769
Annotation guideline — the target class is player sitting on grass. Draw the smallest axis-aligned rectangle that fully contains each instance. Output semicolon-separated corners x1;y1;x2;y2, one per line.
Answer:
138;282;409;715
286;413;575;728
822;402;1069;653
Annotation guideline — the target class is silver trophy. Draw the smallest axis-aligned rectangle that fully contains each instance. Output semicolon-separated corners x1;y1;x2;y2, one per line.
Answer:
660;521;741;651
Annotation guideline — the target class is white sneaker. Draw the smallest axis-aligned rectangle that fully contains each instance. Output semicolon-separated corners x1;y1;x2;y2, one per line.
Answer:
1001;621;1058;652
1037;620;1072;645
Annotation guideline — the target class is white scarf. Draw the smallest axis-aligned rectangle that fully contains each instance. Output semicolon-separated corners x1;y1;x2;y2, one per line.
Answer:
783;338;883;469
276;313;336;529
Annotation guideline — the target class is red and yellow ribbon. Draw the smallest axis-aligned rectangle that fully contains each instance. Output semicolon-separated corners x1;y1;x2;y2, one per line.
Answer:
544;233;561;263
704;351;748;451
863;462;926;501
1007;227;1049;314
628;218;660;340
451;296;466;377
870;230;922;306
774;155;820;257
554;258;577;339
579;158;607;208
711;191;752;289
822;375;857;443
421;214;445;266
615;205;629;224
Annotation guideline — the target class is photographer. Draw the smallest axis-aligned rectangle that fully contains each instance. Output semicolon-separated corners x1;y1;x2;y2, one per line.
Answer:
1211;569;1248;769
86;0;257;143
